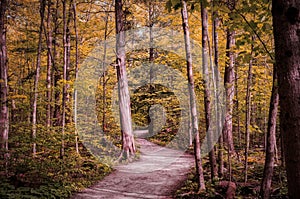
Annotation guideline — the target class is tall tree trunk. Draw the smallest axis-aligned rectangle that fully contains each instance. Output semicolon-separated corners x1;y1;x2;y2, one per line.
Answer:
212;4;224;178
234;63;241;148
181;0;205;191
260;65;279;198
61;0;67;157
46;0;53;128
223;0;236;153
0;0;9;154
201;1;217;181
53;0;61;126
244;40;254;183
32;0;46;156
272;0;300;197
115;0;135;159
72;0;79;154
148;0;155;135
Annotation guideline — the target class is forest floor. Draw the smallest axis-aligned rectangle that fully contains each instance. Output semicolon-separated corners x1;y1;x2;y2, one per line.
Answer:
71;130;194;199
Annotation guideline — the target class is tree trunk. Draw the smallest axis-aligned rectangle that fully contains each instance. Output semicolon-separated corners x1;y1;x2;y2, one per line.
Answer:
61;0;67;158
260;65;279;198
181;0;205;191
223;0;236;154
115;0;135;159
272;0;300;197
32;0;46;156
53;0;61;126
0;0;9;153
244;40;254;183
212;5;224;178
46;0;53;128
72;0;79;154
201;2;217;181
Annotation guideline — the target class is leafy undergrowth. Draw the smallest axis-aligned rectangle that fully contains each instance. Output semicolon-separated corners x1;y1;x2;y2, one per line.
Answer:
175;148;288;199
0;147;112;199
0;126;112;199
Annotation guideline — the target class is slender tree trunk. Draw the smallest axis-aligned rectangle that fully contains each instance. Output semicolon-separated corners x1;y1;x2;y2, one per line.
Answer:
212;5;224;178
46;0;53;128
72;0;79;154
0;0;9;154
61;0;67;157
181;0;205;191
244;40;254;183
201;2;217;181
234;63;241;148
260;65;279;198
53;0;61;126
32;0;46;156
272;0;300;197
115;0;135;159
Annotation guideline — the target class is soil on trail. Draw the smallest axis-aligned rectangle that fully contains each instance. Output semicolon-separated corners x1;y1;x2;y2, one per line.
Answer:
71;130;194;199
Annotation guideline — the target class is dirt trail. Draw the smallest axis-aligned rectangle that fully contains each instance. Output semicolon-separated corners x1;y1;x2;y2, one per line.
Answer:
71;130;194;199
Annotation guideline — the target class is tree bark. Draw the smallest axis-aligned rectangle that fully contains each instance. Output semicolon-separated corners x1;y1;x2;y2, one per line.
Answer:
260;65;279;198
223;0;236;153
181;0;205;191
0;0;9;153
272;0;300;197
115;0;135;159
212;4;224;178
244;40;254;183
46;0;53;128
201;1;217;181
72;0;79;154
32;0;46;156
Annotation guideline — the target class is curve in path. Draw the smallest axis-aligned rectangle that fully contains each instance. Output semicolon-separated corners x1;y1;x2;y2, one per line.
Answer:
71;130;194;199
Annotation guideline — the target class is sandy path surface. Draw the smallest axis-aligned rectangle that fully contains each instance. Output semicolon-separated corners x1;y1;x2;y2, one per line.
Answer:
71;130;194;199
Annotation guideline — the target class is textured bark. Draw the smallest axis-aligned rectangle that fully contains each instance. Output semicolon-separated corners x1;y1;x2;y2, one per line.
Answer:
272;0;300;198
260;65;279;198
244;41;254;183
181;0;205;191
115;0;135;158
32;0;46;156
0;0;9;152
201;2;217;181
223;0;236;153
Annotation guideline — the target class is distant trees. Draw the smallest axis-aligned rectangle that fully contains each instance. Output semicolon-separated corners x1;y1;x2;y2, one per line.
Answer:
272;0;300;197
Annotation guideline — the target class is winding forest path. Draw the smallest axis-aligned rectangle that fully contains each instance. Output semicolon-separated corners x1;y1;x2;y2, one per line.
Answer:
71;130;194;199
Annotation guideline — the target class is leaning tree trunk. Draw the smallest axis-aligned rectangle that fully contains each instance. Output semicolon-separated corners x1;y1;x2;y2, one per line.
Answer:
260;64;279;199
0;0;9;154
201;1;217;181
272;0;300;197
181;0;205;191
115;0;135;159
32;0;45;156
